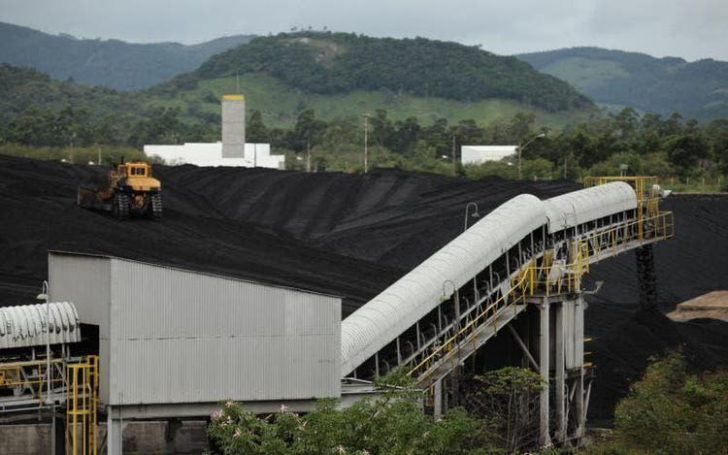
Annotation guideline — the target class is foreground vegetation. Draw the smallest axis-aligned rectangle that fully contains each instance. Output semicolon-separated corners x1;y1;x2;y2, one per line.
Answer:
207;353;728;454
590;352;728;454
207;368;544;454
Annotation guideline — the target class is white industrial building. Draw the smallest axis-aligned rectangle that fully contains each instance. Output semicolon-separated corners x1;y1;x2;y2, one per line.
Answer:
461;145;517;165
145;142;284;169
144;95;285;169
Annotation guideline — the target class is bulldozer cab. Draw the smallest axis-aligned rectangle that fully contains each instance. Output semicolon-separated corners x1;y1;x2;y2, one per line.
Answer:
117;161;160;192
119;162;151;178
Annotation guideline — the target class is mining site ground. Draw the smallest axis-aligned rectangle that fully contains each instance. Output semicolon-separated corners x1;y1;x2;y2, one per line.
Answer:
1;154;727;421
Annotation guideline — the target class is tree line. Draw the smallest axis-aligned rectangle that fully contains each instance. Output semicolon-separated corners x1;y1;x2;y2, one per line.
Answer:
2;102;727;189
255;107;728;188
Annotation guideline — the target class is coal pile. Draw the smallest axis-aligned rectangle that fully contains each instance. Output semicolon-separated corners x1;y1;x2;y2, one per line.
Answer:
1;155;727;420
585;194;728;419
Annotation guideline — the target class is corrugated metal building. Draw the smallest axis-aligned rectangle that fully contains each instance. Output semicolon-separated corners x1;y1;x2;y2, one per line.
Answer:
48;251;341;418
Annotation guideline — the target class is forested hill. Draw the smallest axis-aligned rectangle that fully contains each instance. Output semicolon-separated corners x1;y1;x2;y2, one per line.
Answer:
0;22;253;91
0;64;141;122
518;47;728;120
166;32;592;113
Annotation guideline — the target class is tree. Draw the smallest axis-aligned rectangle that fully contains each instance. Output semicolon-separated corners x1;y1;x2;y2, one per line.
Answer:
463;367;545;452
292;109;326;153
666;134;708;177
247;110;269;143
704;118;728;174
612;352;728;454
390;116;422;155
207;371;493;454
370;109;395;150
508;112;536;143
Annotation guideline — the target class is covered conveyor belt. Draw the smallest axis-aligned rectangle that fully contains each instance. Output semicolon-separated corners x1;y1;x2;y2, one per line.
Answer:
341;181;673;379
0;302;81;349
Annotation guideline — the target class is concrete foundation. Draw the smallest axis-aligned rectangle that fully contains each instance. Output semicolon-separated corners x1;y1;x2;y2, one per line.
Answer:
0;421;209;455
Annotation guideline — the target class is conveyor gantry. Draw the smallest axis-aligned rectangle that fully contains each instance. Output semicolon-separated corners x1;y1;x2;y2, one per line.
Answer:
341;176;674;448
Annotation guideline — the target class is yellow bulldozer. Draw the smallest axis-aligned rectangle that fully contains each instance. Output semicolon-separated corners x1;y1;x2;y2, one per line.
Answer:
77;160;162;220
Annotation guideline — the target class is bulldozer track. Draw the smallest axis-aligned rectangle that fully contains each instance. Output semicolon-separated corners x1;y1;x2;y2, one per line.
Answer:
114;193;129;220
151;193;162;220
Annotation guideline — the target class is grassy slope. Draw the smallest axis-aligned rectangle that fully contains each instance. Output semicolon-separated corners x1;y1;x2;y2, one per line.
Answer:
539;57;630;92
145;73;594;130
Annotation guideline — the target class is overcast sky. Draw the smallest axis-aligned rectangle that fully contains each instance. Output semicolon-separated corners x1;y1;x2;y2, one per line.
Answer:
2;0;726;61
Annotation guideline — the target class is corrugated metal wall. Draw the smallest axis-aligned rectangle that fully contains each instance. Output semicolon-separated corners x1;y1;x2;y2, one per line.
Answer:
49;253;112;402
51;253;340;406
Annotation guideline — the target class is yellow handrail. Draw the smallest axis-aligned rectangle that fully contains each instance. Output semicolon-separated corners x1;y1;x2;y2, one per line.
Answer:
408;266;535;382
407;211;674;388
66;355;99;455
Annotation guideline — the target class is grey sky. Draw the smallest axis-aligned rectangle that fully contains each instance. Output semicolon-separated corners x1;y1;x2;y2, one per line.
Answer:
1;0;726;61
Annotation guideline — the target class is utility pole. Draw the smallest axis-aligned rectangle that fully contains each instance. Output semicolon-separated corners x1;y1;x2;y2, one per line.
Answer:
518;133;546;181
306;140;311;173
451;135;456;176
364;113;369;173
518;142;523;181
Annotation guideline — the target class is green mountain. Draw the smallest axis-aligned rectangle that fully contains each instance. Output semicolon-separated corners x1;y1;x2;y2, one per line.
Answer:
518;47;728;120
165;32;592;114
0;21;253;91
0;32;599;144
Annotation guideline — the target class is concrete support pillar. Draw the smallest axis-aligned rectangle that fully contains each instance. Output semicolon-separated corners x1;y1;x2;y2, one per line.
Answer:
539;299;551;447
554;302;566;443
107;409;122;455
433;379;443;419
573;297;586;439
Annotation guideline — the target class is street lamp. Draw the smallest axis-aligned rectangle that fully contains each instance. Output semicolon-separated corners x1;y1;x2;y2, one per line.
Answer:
464;202;480;232
363;113;369;173
36;281;50;406
518;133;546;181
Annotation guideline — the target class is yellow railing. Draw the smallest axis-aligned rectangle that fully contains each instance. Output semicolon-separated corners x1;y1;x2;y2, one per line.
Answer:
583;176;659;203
580;211;674;263
0;358;66;403
408;268;535;391
66;355;99;455
0;355;99;454
409;244;592;385
408;210;674;389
